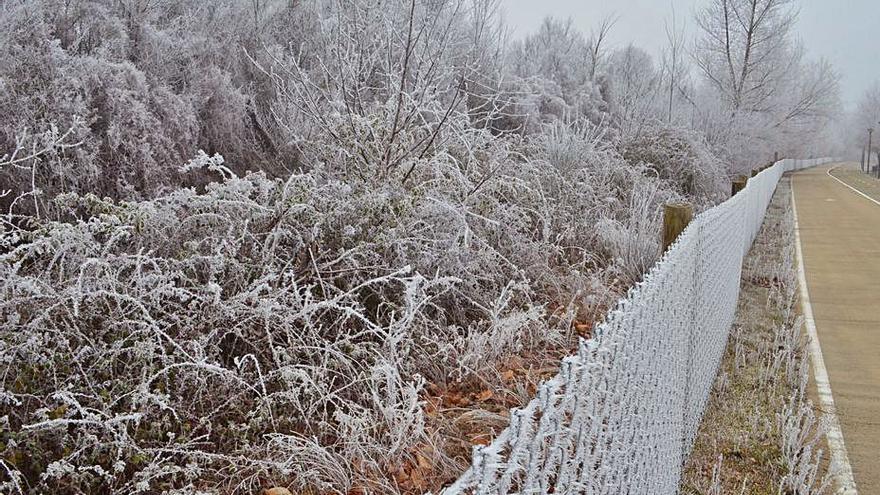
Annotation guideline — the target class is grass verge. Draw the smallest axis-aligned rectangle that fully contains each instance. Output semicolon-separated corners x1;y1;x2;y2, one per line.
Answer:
680;177;830;495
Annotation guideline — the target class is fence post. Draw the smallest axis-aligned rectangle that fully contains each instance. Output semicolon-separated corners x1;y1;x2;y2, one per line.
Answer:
731;176;748;196
681;205;703;468
662;201;694;467
774;151;779;163
662;203;693;253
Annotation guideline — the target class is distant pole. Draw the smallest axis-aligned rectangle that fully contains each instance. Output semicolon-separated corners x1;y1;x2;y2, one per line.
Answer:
774;151;779;163
862;145;867;173
662;203;693;253
868;127;875;177
877;149;880;179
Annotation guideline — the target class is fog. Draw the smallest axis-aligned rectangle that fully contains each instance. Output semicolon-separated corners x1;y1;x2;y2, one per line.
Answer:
503;0;879;107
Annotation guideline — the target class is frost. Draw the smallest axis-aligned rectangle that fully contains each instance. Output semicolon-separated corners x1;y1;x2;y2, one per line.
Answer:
0;0;842;493
43;460;76;480
179;150;236;180
443;158;834;494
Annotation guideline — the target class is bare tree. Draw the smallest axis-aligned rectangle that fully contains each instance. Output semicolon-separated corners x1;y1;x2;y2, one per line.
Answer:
693;0;840;168
514;18;588;90
851;81;880;161
660;5;687;123
852;82;880;131
694;0;799;113
773;57;840;127
587;14;617;81
607;45;660;134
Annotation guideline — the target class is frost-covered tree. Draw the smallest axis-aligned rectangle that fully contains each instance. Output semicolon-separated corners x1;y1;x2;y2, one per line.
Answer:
693;0;840;169
586;15;616;82
850;81;880;164
606;45;660;135
659;8;691;125
504;17;609;131
694;0;800;113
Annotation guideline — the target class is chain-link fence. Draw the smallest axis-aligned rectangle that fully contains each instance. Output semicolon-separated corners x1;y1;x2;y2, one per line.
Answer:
439;158;834;495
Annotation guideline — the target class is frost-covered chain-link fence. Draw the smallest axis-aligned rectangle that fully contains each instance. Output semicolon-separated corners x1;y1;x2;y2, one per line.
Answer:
439;158;834;495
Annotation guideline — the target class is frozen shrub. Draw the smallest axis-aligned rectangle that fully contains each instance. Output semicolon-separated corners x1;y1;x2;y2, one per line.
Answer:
1;114;720;492
620;124;728;206
0;1;813;493
2;165;448;493
594;180;667;286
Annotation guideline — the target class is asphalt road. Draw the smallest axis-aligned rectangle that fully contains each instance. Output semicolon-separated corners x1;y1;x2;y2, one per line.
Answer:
792;163;880;493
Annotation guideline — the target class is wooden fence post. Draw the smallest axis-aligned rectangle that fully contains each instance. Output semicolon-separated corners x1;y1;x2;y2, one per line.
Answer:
731;175;748;196
662;203;693;253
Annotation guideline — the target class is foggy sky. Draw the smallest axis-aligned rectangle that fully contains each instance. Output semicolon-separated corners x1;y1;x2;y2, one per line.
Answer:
502;0;879;109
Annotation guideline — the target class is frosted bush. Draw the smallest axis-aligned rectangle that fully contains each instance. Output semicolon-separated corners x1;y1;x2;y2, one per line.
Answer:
1;109;726;492
594;180;666;286
0;1;789;493
2;168;445;492
620;124;727;206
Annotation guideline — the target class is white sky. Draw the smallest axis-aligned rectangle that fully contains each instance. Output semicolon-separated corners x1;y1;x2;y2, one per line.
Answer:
501;0;880;108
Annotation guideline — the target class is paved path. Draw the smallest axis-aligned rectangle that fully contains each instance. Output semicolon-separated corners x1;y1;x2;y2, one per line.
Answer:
791;163;880;493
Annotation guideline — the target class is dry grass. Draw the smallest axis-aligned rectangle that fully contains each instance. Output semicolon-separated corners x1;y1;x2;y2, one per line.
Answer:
681;177;830;495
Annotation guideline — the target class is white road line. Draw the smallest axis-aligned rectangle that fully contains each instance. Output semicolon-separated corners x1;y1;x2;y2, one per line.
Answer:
826;166;880;207
791;178;859;495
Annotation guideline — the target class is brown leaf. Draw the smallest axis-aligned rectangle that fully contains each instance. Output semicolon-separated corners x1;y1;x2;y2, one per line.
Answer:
423;396;441;417
471;435;491;446
408;468;427;491
392;464;410;483
262;488;293;495
444;392;470;406
574;323;592;337
416;452;432;470
475;389;494;402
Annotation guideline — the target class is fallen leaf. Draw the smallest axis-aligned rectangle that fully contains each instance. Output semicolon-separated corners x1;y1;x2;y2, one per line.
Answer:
471;435;491;446
574;323;591;337
263;488;293;495
416;452;432;470
444;392;470;406
423;396;441;417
